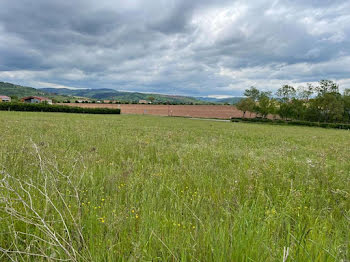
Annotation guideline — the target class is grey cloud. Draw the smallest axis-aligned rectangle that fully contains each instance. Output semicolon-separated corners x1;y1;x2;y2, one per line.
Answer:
0;0;350;96
70;11;122;36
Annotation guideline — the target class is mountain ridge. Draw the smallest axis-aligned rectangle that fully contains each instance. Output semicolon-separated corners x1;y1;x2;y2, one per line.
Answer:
0;81;242;104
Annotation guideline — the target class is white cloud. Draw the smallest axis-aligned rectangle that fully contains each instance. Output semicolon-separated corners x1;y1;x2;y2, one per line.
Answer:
35;82;85;90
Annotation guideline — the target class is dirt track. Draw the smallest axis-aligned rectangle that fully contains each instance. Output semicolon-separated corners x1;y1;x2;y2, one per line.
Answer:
65;103;258;119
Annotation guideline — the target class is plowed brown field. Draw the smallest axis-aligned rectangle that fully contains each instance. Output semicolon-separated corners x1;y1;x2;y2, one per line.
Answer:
64;103;258;119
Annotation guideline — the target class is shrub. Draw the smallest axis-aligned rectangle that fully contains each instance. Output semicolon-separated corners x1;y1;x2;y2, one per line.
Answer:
0;103;121;114
231;117;350;130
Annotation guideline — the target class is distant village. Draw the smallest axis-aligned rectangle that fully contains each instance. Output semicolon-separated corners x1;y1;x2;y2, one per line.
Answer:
72;99;152;104
0;95;53;104
0;95;153;105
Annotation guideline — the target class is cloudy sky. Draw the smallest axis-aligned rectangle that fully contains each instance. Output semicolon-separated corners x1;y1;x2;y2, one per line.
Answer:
0;0;350;97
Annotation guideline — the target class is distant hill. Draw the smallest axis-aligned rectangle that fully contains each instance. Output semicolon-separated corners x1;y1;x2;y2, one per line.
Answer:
0;82;203;103
196;96;244;104
0;82;69;101
0;82;50;97
0;81;241;104
217;97;244;104
40;87;206;104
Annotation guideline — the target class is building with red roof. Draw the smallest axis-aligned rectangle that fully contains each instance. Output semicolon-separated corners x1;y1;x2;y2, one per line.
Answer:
0;95;11;102
21;96;52;104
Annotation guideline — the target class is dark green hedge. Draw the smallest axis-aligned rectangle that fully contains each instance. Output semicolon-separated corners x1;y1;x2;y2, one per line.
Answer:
0;103;121;114
231;117;350;130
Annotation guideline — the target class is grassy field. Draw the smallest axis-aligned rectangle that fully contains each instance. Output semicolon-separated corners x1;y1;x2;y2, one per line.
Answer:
0;112;349;261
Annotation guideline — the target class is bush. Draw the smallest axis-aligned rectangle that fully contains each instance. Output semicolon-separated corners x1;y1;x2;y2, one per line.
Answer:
231;117;350;130
0;103;121;114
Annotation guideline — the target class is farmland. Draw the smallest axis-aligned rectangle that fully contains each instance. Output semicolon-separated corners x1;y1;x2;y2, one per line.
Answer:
0;111;349;261
65;103;255;119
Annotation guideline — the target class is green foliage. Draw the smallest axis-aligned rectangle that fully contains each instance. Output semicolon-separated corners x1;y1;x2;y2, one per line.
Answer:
312;93;344;122
235;98;255;117
243;80;350;124
0;113;349;261
343;90;350;121
297;83;314;100
244;86;260;101
290;98;307;120
0;102;121;114
9;95;19;102
231;117;350;129
316;79;339;96
276;85;296;102
256;91;274;118
241;88;276;118
278;102;294;120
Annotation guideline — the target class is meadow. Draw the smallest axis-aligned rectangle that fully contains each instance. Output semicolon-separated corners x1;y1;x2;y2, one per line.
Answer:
0;112;349;261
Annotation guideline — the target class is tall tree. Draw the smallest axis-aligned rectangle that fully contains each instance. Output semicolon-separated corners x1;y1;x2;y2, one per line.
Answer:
257;91;273;118
313;93;343;122
278;103;294;120
276;85;296;102
276;85;296;120
244;86;260;101
241;80;349;123
236;98;255;118
290;98;306;120
315;80;339;96
297;84;314;101
343;89;350;122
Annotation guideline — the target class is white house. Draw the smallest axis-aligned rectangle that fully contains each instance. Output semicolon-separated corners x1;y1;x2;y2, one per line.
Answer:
0;95;11;102
139;100;151;104
21;96;52;104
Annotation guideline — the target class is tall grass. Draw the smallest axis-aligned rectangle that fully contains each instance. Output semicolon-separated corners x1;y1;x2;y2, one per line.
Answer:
0;112;349;261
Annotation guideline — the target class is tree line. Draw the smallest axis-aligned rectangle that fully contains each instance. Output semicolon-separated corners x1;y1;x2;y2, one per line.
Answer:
236;80;350;123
